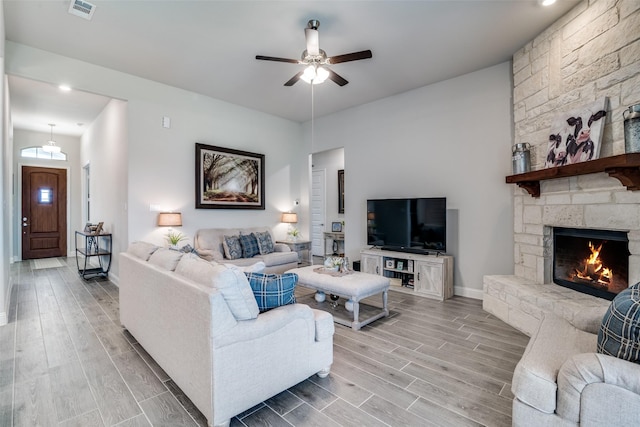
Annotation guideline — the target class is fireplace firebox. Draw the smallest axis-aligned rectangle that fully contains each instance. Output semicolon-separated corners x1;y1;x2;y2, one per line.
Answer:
553;227;629;300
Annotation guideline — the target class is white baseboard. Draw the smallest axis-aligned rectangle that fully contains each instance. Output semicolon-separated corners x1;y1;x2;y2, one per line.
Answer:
454;286;483;300
0;311;7;326
109;273;120;287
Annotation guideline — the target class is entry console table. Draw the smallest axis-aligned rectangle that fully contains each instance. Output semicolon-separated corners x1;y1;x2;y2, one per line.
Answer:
324;232;344;257
75;231;112;279
360;248;453;301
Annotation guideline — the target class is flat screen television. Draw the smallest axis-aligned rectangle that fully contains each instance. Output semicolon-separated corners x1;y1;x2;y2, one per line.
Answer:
367;198;446;254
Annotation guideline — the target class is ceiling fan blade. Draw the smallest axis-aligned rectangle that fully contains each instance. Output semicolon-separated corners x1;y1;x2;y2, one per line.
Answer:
327;68;348;86
255;55;300;64
305;28;320;56
284;71;304;87
328;50;373;64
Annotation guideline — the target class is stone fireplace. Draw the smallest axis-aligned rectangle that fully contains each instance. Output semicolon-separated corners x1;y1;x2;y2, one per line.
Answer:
484;172;640;335
484;0;640;336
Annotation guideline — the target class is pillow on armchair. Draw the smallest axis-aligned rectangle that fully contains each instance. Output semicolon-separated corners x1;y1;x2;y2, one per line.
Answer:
597;282;640;363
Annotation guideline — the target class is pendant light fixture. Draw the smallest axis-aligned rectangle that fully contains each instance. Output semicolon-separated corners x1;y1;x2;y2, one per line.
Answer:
42;124;61;153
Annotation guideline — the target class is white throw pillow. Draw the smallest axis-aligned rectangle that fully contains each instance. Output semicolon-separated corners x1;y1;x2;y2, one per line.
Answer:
228;261;266;274
148;248;184;271
127;241;159;261
211;264;259;320
175;253;217;286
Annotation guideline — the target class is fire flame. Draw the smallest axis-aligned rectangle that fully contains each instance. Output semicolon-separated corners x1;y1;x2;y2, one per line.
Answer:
573;241;613;286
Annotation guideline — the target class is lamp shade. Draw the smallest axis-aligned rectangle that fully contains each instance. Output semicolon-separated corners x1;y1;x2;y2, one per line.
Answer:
158;212;182;227
281;212;298;224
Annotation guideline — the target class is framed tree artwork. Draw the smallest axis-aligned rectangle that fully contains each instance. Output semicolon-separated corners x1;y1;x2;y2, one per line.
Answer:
195;143;265;209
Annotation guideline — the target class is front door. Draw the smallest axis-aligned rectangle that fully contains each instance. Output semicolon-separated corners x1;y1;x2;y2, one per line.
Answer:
21;166;67;259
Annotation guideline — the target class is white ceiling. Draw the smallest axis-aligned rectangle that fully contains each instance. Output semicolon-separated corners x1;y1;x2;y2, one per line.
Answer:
4;0;580;136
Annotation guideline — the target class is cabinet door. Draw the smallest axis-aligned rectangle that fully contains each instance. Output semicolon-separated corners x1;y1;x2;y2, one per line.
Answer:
361;254;382;275
415;260;444;299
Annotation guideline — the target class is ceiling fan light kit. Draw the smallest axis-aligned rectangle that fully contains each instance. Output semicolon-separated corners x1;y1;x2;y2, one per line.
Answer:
301;65;329;85
256;19;372;87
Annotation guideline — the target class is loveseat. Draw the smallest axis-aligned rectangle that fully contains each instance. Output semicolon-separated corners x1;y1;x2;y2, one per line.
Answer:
120;243;334;427
194;227;299;274
511;289;640;426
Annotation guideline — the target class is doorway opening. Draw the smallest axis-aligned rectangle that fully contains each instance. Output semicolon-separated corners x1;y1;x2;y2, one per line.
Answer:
311;147;344;258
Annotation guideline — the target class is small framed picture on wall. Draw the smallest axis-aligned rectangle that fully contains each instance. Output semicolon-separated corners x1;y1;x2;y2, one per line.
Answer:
331;222;342;232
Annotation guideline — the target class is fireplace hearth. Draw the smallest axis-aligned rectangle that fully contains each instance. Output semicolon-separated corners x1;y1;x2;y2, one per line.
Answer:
553;227;629;300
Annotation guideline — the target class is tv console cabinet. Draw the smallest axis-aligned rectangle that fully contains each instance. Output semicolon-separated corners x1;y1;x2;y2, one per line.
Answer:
360;248;453;301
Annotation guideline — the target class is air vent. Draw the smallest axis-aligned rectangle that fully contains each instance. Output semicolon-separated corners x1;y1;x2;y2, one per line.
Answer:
68;0;96;20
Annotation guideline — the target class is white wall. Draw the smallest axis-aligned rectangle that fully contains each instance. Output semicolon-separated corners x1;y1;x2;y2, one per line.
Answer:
80;99;127;280
5;42;514;298
6;42;307;281
306;62;515;297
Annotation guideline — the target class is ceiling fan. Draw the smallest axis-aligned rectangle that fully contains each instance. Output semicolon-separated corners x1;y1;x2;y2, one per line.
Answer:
256;20;372;87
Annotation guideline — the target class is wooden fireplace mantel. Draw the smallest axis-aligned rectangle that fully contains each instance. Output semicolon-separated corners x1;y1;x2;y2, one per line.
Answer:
505;153;640;197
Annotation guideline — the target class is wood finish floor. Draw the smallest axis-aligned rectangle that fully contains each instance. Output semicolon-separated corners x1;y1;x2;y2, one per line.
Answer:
0;258;528;426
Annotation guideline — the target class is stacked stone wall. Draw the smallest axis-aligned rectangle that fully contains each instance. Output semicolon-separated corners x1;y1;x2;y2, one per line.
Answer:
512;0;640;284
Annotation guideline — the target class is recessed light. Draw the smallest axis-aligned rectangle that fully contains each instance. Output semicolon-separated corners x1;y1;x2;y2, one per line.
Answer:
59;84;71;92
540;0;557;6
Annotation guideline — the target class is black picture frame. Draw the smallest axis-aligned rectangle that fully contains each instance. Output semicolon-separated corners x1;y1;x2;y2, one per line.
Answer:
331;222;342;232
338;169;344;214
195;143;265;209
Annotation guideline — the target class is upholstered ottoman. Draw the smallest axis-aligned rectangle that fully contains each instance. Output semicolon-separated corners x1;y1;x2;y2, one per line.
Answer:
287;265;390;330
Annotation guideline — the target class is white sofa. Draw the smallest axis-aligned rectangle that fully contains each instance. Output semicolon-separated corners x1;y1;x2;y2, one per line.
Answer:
511;311;640;426
119;245;334;427
194;227;299;274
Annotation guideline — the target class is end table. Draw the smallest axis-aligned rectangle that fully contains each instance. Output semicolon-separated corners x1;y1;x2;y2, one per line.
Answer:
276;240;312;265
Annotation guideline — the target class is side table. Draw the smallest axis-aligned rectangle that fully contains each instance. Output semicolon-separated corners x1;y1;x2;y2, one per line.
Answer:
75;231;112;279
276;240;312;265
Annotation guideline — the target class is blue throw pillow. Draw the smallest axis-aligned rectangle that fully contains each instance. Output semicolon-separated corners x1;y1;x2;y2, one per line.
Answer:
239;233;260;258
597;282;640;363
223;235;243;260
255;231;275;255
245;272;297;312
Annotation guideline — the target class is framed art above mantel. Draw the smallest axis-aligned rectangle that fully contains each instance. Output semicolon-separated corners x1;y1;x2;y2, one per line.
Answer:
195;143;265;209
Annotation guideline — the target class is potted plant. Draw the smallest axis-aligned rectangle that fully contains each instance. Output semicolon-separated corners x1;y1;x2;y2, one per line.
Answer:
166;230;187;248
288;227;300;242
324;256;343;271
